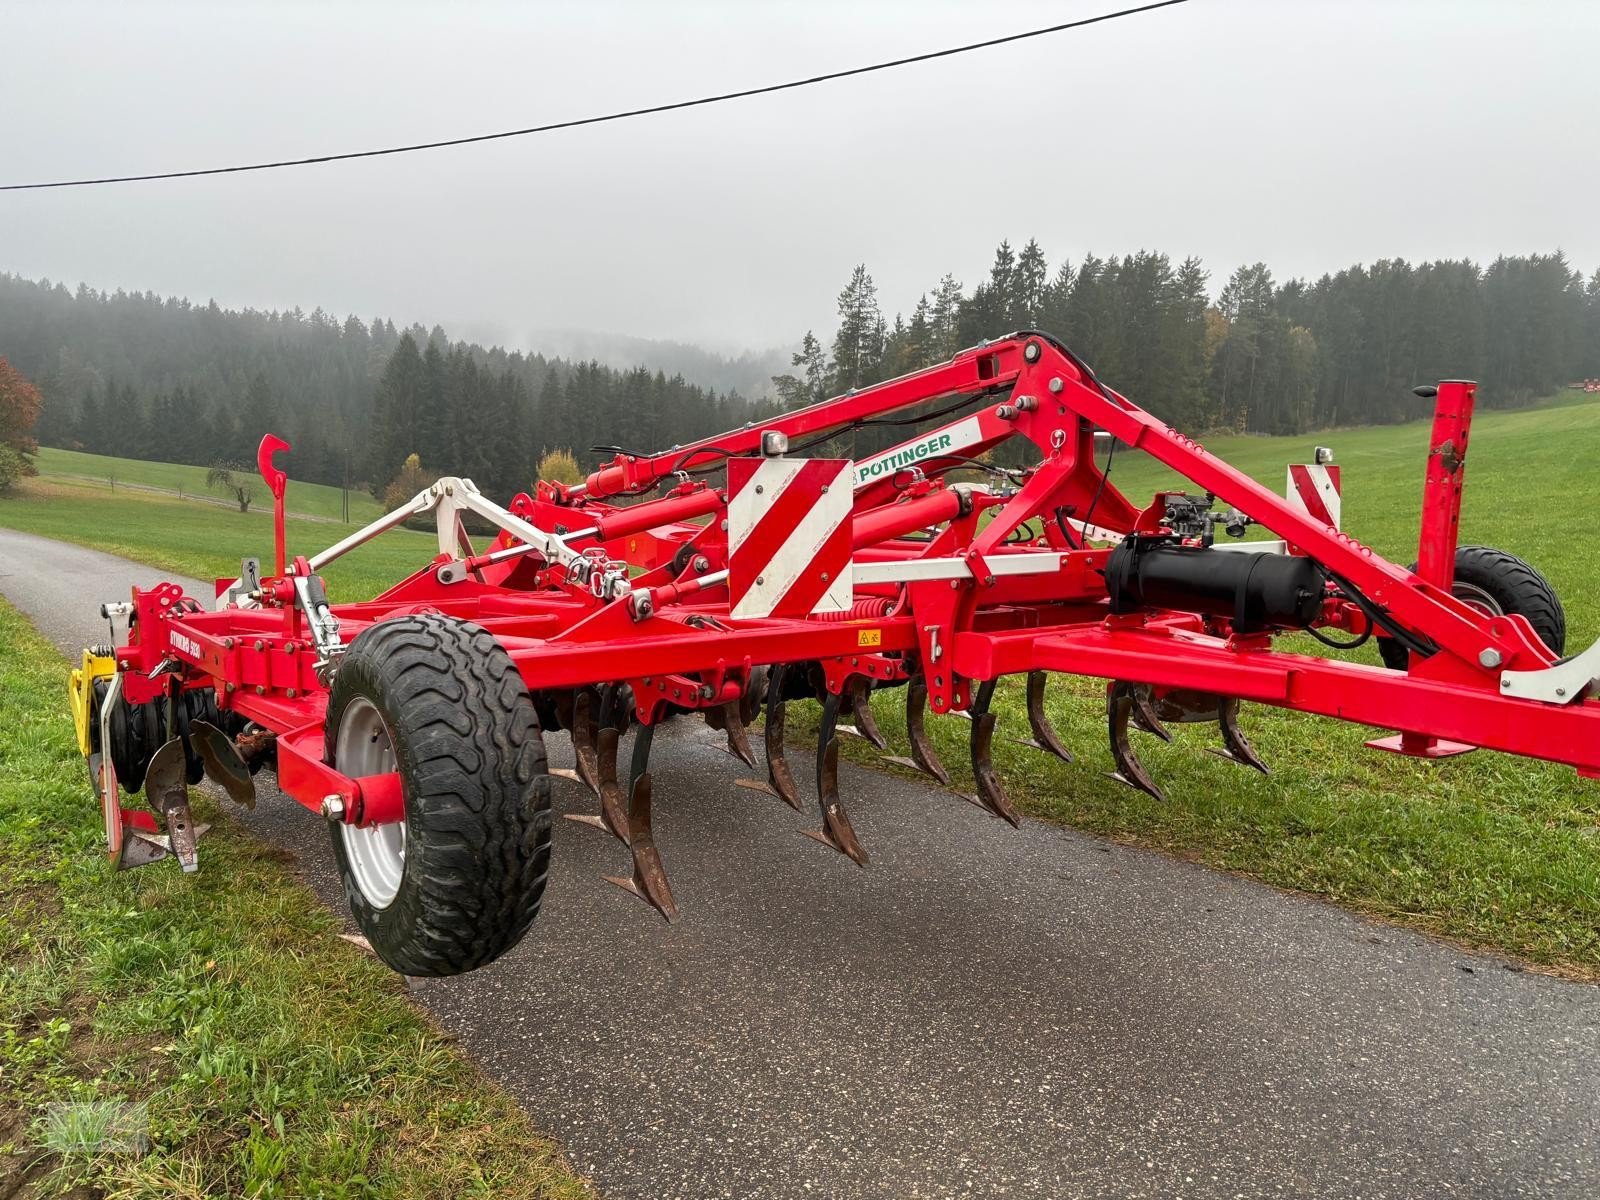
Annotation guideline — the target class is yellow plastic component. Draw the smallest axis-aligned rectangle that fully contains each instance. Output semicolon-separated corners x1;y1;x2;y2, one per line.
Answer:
69;648;118;759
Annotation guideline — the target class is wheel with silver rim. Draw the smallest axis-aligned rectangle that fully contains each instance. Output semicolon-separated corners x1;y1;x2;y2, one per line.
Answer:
1379;545;1565;670
324;614;553;976
333;697;406;909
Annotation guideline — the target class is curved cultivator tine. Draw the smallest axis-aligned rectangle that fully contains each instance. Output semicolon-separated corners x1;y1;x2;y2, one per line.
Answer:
762;663;804;810
740;666;767;728
967;680;1022;826
1210;697;1270;774
1020;670;1073;763
602;770;679;922
720;700;757;766
566;726;633;844
881;673;952;785
1124;682;1173;742
846;677;889;751
601;723;678;921
1106;682;1167;802
801;692;869;865
569;687;602;795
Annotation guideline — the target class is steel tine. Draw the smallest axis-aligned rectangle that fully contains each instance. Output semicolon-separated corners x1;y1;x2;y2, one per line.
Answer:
739;665;767;728
565;725;633;844
882;673;953;785
145;737;201;872
848;677;889;750
601;770;679;923
763;664;804;811
1209;697;1270;774
967;680;1023;827
189;718;256;808
1020;670;1073;763
569;687;602;795
720;700;758;766
802;692;869;865
1127;682;1174;743
1106;684;1167;802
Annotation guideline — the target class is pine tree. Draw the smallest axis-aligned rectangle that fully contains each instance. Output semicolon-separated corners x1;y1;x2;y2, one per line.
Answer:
830;266;885;391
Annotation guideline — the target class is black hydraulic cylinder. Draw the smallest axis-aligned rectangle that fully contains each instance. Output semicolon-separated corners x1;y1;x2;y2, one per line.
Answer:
1104;539;1325;631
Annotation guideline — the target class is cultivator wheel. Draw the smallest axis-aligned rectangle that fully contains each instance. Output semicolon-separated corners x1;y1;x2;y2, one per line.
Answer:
325;616;553;976
1378;545;1566;670
71;331;1600;977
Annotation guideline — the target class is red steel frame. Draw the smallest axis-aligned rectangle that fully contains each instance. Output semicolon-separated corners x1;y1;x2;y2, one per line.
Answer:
99;333;1600;832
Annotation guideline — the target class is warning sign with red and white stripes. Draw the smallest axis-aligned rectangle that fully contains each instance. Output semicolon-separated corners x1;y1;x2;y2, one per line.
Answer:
1286;463;1342;529
727;457;854;619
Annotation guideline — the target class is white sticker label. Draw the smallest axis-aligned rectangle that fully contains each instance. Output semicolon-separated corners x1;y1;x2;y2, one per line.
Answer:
853;416;985;489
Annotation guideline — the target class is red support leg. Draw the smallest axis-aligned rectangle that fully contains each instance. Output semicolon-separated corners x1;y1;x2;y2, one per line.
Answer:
1368;379;1479;760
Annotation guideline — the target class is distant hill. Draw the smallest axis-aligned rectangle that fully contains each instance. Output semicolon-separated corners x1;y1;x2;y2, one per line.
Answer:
527;328;792;401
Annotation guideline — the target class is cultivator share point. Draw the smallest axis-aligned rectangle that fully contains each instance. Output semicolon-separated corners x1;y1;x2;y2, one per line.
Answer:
68;333;1587;975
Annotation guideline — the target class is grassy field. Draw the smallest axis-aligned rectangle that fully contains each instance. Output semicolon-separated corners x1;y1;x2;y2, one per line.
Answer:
0;477;432;602
35;447;385;524
3;396;1599;977
0;600;592;1198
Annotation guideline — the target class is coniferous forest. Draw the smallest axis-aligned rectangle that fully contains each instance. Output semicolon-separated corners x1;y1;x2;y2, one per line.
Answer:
4;241;1597;501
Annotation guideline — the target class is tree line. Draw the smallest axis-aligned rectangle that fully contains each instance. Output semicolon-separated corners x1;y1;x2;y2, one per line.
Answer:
774;244;1600;443
4;245;1597;505
0;273;757;498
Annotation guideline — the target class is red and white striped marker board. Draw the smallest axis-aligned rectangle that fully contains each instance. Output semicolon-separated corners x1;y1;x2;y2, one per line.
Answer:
1285;463;1342;529
727;457;854;619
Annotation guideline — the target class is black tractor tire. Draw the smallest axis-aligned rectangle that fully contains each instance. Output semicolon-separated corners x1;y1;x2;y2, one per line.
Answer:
1379;545;1566;670
325;615;553;976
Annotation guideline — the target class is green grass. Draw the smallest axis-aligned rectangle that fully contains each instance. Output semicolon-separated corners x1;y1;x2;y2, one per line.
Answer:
0;478;433;602
36;447;385;525
0;600;594;1198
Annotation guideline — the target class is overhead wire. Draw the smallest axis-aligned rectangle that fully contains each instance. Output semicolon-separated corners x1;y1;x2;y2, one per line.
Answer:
1;1;1189;192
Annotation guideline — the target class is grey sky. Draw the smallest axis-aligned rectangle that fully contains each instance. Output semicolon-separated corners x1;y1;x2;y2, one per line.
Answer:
5;0;1597;355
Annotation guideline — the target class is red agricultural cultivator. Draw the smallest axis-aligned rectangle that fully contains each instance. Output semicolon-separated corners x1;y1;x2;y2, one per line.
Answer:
70;331;1590;975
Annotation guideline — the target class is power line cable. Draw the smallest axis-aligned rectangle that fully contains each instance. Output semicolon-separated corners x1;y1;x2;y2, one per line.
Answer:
1;0;1187;192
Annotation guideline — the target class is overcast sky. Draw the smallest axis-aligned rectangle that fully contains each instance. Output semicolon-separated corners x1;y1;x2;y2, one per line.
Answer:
5;0;1597;354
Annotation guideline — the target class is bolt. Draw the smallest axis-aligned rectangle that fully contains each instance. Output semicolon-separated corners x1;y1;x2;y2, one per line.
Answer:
755;484;764;495
225;682;235;693
950;579;959;589
1023;340;1041;362
223;637;235;650
1501;679;1510;688
820;572;830;582
1049;377;1064;394
700;684;715;699
285;642;297;653
320;795;345;821
821;484;829;494
255;685;266;695
1478;648;1503;669
673;688;681;699
286;687;298;698
851;657;859;666
254;639;266;652
756;575;765;586
1557;687;1567;697
692;555;710;572
985;575;996;586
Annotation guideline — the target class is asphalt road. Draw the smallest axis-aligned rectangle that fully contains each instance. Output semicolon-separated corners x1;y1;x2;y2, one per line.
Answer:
3;525;1599;1199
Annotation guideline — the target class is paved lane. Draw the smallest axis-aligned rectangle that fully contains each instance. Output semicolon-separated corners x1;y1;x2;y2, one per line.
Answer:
3;526;1597;1199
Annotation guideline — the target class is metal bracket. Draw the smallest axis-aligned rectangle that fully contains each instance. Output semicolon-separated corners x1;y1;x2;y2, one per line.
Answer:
1499;636;1600;704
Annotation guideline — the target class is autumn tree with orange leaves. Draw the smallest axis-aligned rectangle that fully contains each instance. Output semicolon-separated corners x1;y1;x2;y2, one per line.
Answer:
0;357;43;493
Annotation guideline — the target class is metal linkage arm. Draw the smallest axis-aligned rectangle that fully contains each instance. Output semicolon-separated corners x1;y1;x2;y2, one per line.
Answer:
576;339;1037;499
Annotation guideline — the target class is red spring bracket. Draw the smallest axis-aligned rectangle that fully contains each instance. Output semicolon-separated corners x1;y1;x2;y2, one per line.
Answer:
257;434;291;578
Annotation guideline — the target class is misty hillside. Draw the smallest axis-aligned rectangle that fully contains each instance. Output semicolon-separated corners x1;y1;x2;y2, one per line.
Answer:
526;329;792;401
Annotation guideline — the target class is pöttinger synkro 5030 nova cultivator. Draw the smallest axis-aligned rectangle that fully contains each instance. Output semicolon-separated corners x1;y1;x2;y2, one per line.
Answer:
69;332;1589;975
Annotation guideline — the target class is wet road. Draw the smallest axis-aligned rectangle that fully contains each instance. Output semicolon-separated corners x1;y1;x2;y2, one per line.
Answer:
3;525;1597;1199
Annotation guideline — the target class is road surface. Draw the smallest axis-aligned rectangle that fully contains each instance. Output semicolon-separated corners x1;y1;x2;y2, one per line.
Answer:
2;525;1597;1199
